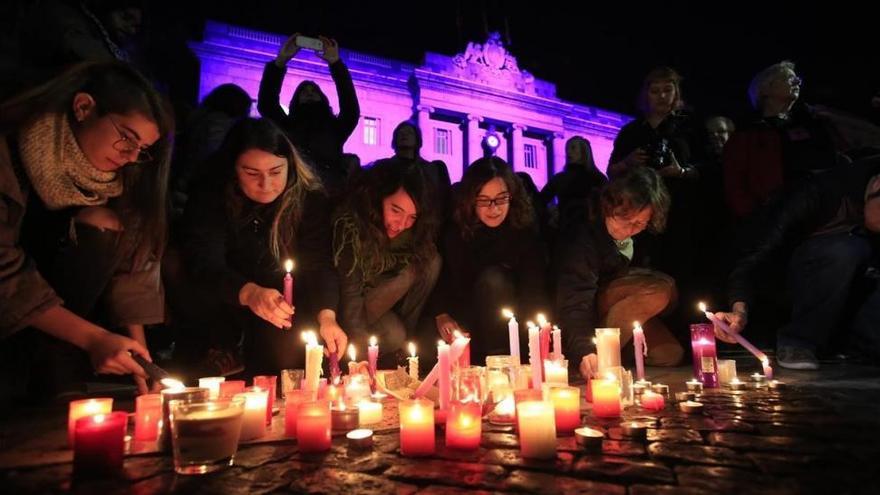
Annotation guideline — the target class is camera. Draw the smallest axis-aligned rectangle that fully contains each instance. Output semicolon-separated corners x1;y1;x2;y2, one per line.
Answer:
644;137;671;169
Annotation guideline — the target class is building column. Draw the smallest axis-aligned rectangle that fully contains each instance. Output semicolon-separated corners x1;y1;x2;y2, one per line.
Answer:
466;114;483;166
417;105;434;159
509;123;526;171
551;132;566;178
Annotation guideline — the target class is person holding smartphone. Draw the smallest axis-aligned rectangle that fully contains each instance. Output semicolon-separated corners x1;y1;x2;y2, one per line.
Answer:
258;33;360;194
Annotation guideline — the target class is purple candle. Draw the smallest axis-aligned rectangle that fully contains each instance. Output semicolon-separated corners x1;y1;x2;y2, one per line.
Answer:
367;336;378;393
283;259;295;326
690;323;718;388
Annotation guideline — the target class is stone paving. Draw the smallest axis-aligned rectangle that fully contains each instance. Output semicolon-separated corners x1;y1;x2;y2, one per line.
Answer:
2;361;880;494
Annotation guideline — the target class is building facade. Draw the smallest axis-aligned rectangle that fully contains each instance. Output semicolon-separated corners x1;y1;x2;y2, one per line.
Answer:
190;22;631;187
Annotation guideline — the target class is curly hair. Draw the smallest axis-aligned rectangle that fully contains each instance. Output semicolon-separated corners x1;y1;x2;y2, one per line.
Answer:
453;157;535;238
599;166;670;233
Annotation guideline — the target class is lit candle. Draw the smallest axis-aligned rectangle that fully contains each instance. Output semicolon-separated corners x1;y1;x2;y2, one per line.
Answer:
488;386;516;424
235;388;268;440
619;421;648;441
400;398;435;456
700;302;768;366
134;394;162;442
284;390;308;438
552;325;563;361
717;359;738;385
516;400;557;459
198;377;225;400
537;314;552;364
367;335;379;381
726;377;746;391
407;342;419;381
357;399;383;425
595;328;621;375
454;329;471;368
575;426;604;451
762;358;774;381
412;334;471;398
686;379;704;393
632;322;646;382
690;323;719;388
284;259;295;326
347;428;373;449
68;398;113;447
639;390;665;412
348;344;358;376
344;374;371;404
303;330;324;398
543;359;569;385
329;351;341;383
591;374;622;418
297;400;332;453
528;322;542;390
502;308;520;363
446;400;482;450
548;386;580;435
253;375;277;425
73;412;127;475
331;402;360;432
219;380;245;398
438;340;451;411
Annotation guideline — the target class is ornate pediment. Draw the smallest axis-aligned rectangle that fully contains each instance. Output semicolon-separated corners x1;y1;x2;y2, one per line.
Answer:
449;32;536;93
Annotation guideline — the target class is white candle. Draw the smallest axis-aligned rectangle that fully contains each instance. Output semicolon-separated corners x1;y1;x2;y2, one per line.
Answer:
235;389;268;440
502;309;520;364
552;325;563;361
198;377;225;400
516;400;557;459
438;340;451;411
302;331;323;397
368;336;379;378
528;322;543;390
357;399;383;426
595;328;621;375
348;344;357;376
413;334;471;398
407;342;419;381
543;359;569;385
717;359;738;385
632;322;646;382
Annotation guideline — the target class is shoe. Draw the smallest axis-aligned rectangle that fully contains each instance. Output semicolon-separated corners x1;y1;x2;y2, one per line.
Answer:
776;346;820;370
201;348;245;377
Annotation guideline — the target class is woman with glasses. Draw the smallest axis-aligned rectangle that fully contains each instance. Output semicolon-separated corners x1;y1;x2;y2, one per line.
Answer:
428;157;548;362
0;61;173;399
556;167;684;381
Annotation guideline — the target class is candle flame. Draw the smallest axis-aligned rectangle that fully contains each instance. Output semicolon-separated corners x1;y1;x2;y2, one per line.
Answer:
161;378;185;390
592;337;598;345
93;414;105;424
501;308;514;319
453;329;464;340
698;338;710;345
633;321;641;329
369;335;377;347
408;342;416;357
526;321;536;329
604;372;617;381
438;340;446;347
348;344;356;361
536;313;548;326
284;259;294;273
339;401;346;411
698;302;707;313
301;330;318;346
553;325;560;331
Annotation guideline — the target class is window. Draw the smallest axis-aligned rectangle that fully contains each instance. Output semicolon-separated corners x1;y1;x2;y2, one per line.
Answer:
524;144;538;169
363;117;380;145
434;128;451;155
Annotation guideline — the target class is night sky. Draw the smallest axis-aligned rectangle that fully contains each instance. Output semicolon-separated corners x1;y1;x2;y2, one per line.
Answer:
147;1;878;123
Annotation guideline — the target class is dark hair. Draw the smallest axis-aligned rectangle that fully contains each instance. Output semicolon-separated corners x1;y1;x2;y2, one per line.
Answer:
208;118;321;259
201;84;252;119
391;121;422;152
599;167;670;233
453;157;535;238
565;136;598;171
636;66;684;115
0;61;173;263
335;160;439;274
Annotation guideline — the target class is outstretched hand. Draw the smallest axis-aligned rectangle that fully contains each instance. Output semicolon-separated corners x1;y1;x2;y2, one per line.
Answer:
276;33;302;66
318;36;339;64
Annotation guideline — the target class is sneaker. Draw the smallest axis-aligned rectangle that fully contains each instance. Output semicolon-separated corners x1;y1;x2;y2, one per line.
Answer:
201;348;245;377
776;346;820;370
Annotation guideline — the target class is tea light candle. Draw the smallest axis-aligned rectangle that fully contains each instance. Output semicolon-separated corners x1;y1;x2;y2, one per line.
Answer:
726;378;746;391
253;375;277;425
219;380;245;398
679;401;704;414
284;390;308;438
639;390;665;412
548;386;581;435
400;399;435;456
134;393;162;442
595;328;621;374
591;376;622;418
675;391;696;402
297;400;332;453
446;400;482;450
346;428;373;449
331;402;359;432
357;399;383;426
68;398;113;447
516;400;557;459
73;412;127;476
619;421;648;441
543;359;569;385
650;383;669;398
236;388;269;440
768;380;787;390
574;427;604;450
198;377;225;399
686;379;704;393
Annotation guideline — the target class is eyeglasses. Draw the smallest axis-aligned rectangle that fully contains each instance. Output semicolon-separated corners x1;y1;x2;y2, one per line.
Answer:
475;194;511;208
107;116;153;163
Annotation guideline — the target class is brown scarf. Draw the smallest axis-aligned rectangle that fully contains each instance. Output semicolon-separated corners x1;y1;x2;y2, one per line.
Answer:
17;113;123;210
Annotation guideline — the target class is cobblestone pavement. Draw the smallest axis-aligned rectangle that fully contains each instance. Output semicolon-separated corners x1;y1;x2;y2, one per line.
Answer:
2;362;880;494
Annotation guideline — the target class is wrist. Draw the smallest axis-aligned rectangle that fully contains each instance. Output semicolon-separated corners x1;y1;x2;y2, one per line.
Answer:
239;283;258;306
274;57;289;68
317;309;337;326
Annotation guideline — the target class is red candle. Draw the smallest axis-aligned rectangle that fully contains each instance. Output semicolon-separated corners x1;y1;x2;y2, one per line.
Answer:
219;380;246;398
639;390;665;412
134;394;162;442
253;375;277;425
399;398;435;456
284;390;308;438
284;259;295;326
446;400;481;450
73;412;127;475
548;386;581;434
591;377;622;418
68;398;113;447
297;400;331;453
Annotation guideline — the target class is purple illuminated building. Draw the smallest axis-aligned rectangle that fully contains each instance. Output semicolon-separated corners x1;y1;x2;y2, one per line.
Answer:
190;22;631;187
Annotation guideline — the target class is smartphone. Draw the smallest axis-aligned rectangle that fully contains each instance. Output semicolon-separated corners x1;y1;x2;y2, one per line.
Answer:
295;36;324;52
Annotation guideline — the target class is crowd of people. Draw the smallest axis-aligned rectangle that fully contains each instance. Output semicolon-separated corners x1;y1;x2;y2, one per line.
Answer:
1;3;879;404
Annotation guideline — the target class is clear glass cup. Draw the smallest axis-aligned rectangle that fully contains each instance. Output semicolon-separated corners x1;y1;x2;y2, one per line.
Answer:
453;366;486;403
169;398;245;475
280;369;305;399
507;364;532;391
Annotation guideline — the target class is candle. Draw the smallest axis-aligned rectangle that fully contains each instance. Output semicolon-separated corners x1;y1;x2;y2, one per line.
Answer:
348;344;358;376
537;314;552;364
297;400;332;453
632;322;646;382
595;328;621;375
685;379;704;393
543;359;569;385
168;398;245;475
219;380;245;398
284;390;308;438
347;428;373;449
516;400;557;459
619;421;648;441
716;359;738;385
159;387;209;451
235;388;268;440
73;412;127;476
651;383;669;398
502;309;520;363
407;342;419;381
329;351;341;383
438;340;451;411
400;399;435;456
548;386;580;435
198;377;225;400
767;379;787;390
639;390;665;412
302;330;324;397
762;358;774;381
68;398;113;447
679;401;704;414
726;378;746;390
552;325;563;361
455;330;471;369
591;375;622;418
413;334;471;398
344;374;371;404
134;394;162;442
284;259;295;326
700;302;769;365
689;323;719;388
331;402;360;432
574;427;604;451
367;335;379;379
488;386;515;425
253;376;277;425
528;322;542;390
446;400;482;450
357;399;383;426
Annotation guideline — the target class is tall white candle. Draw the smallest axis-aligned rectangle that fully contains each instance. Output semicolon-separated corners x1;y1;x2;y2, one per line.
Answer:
595;328;621;375
552;325;563;361
528;322;542;390
412;334;471;398
502;309;520;364
632;322;646;382
302;331;323;397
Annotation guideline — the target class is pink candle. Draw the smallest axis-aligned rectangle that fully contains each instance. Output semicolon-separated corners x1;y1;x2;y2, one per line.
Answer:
367;336;378;393
537;314;552;365
639;390;665;412
134;394;162;442
413;334;471;398
446;400;481;450
296;400;331;452
73;412;127;475
690;324;719;388
700;303;768;363
68;398;113;447
329;352;341;382
400;399;435;456
284;390;308;438
762;360;774;381
528;323;542;389
253;375;277;425
633;322;646;382
552;325;563;361
548;386;580;435
219;380;245;398
457;333;471;368
502;309;520;363
438;341;451;411
284;259;295;326
591;377;622;418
